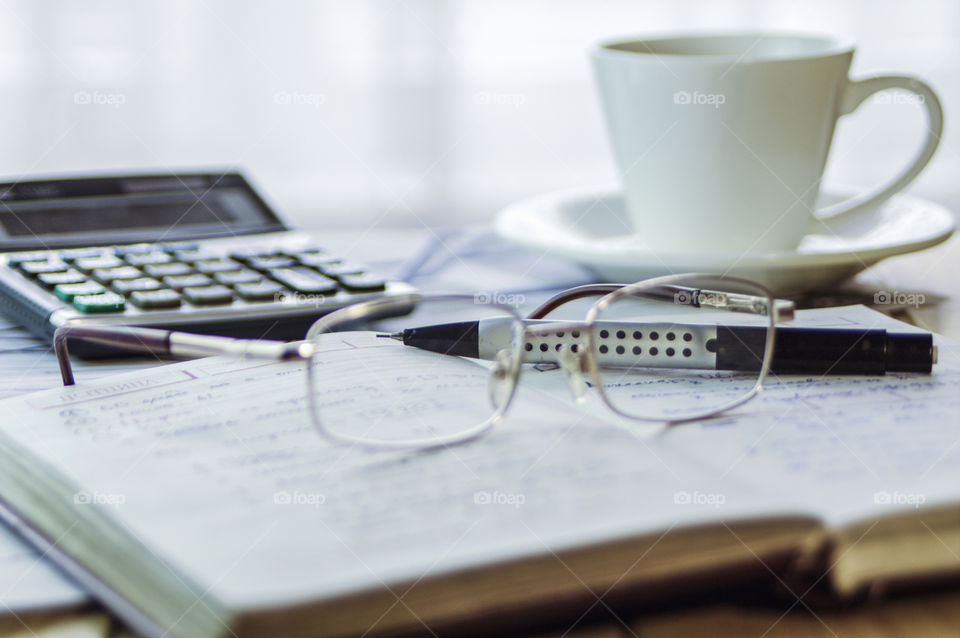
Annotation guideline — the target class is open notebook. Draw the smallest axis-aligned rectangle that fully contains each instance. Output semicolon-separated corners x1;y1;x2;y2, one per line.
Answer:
0;306;957;638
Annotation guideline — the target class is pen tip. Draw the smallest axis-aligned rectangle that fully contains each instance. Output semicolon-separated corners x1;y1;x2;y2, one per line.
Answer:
376;332;404;342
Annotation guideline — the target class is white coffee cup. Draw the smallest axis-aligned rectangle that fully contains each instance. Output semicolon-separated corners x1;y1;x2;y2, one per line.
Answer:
591;32;943;254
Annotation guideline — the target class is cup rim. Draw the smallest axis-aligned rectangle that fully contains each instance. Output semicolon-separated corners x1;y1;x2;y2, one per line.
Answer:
593;31;855;62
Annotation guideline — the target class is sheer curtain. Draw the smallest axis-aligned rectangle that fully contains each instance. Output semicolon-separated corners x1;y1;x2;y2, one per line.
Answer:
0;0;957;231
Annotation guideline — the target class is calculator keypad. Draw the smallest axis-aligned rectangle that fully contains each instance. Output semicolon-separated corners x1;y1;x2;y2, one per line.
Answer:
6;241;388;315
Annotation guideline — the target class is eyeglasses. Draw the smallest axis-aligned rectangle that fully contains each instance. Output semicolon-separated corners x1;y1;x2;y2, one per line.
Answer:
54;274;792;450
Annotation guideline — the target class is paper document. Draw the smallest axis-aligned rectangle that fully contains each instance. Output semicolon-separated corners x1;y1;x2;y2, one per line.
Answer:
0;306;957;611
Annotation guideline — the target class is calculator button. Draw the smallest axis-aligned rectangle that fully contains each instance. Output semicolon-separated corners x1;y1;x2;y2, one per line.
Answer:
72;292;126;313
320;262;366;277
18;260;69;275
268;267;339;294
193;259;242;274
338;273;387;292
37;269;87;288
6;251;52;264
113;243;155;256
125;252;173;266
160;241;199;252
163;274;214;290
296;253;342;268
282;247;326;258
111;277;163;294
92;266;143;283
74;255;124;271
54;281;106;302
144;262;193;277
173;249;219;263
59;248;105;261
234;281;285;301
213;269;263;285
182;285;235;305
229;248;278;262
130;289;182;309
247;256;296;270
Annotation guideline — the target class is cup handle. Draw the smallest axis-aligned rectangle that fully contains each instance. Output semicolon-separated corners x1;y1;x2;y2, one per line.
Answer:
817;75;943;221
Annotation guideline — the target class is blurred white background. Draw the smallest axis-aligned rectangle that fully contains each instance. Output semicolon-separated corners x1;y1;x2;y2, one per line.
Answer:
0;0;957;231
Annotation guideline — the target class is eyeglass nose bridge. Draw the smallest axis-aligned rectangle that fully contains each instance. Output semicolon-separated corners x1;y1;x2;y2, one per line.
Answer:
557;346;592;404
522;320;595;404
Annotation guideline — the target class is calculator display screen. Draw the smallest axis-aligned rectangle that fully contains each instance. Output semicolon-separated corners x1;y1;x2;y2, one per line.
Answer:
0;173;286;250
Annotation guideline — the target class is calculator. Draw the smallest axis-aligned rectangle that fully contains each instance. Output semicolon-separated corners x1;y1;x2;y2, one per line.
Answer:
0;171;414;355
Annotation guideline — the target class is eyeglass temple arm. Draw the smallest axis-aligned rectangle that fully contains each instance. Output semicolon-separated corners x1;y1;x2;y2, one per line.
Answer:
53;325;309;386
526;283;795;321
526;285;624;319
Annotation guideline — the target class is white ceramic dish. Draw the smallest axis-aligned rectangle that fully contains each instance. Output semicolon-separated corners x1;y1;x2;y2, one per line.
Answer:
495;186;955;295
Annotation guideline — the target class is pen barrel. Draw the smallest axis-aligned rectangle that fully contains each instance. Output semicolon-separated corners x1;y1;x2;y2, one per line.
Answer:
717;327;934;374
402;320;935;375
516;321;718;369
401;321;481;359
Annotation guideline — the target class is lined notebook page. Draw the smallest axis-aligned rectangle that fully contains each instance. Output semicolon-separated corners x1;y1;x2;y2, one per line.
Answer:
0;306;957;610
524;305;960;525
650;306;960;526
0;334;784;610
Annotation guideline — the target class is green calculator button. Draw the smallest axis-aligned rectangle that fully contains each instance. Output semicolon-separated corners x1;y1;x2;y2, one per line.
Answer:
54;281;106;302
72;292;126;313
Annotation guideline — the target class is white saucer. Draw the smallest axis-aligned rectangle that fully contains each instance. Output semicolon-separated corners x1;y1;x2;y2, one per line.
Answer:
494;186;955;295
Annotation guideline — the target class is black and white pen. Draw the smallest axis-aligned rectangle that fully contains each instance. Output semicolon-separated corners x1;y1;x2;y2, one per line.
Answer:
379;319;937;375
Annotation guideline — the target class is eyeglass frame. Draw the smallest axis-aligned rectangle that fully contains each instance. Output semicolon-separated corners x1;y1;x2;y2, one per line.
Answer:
52;273;792;449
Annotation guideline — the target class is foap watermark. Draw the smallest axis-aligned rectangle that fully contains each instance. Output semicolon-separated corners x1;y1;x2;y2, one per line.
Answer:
273;490;325;507
874;490;925;509
674;290;727;307
673;490;725;508
73;90;126;109
474;291;526;307
473;490;525;508
474;91;526;108
273;90;326;108
673;90;725;109
73;490;126;507
874;92;925;107
277;291;328;306
874;290;926;308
